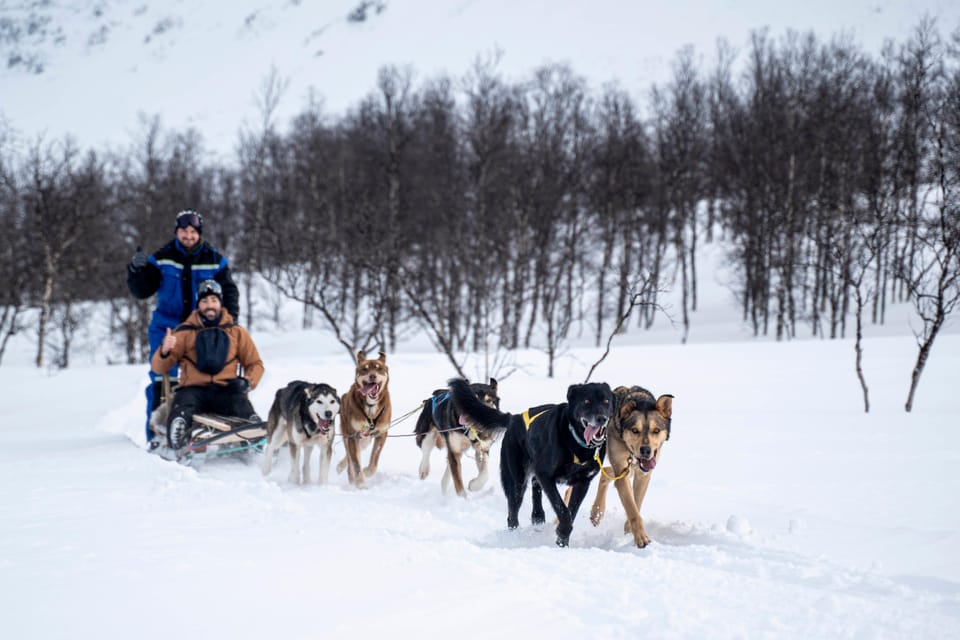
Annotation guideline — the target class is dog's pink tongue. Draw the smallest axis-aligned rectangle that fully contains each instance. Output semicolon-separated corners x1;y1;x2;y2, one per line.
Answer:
458;414;470;426
638;457;657;473
584;424;601;444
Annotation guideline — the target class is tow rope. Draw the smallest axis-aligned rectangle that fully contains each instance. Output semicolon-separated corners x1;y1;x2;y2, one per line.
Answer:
595;451;630;480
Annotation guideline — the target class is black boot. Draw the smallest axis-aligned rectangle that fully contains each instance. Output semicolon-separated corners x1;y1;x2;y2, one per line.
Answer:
169;417;188;449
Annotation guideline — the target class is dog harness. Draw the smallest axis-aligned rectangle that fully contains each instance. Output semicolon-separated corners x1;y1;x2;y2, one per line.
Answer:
431;391;482;443
522;408;548;430
430;392;452;428
361;405;386;436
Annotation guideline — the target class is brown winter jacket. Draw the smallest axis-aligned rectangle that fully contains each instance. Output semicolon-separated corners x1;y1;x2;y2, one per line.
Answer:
151;309;264;390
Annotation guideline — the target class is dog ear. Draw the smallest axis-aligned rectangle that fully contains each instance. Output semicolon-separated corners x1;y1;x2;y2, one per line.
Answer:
377;350;386;362
656;394;674;419
619;399;637;420
613;386;631;406
356;350;365;363
489;377;497;391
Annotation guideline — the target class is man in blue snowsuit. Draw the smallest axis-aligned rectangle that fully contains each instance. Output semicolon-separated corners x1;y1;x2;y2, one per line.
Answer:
127;210;241;442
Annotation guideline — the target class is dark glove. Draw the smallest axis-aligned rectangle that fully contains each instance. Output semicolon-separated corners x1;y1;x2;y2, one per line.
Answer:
129;246;148;272
226;377;250;394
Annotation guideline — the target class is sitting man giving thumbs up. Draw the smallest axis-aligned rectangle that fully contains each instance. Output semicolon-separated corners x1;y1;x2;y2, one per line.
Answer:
151;280;265;449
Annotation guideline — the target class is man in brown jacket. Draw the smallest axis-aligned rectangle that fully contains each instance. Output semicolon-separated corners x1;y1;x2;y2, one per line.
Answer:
151;279;265;448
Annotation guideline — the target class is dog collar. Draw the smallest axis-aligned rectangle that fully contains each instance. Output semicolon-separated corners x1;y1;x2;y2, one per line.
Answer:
568;422;602;449
597;452;630;480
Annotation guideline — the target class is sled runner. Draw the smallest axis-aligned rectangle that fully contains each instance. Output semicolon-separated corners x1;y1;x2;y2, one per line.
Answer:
148;374;267;465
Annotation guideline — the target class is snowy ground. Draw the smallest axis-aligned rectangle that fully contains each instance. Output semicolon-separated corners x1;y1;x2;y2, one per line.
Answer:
1;283;958;638
3;2;960;636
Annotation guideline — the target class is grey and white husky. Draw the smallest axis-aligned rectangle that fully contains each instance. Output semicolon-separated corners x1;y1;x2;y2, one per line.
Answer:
261;381;340;484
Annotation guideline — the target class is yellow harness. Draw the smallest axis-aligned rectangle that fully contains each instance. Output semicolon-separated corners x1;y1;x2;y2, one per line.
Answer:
522;408;548;430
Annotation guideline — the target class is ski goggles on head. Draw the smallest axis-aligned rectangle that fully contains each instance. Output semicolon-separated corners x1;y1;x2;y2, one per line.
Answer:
175;210;203;232
197;279;222;301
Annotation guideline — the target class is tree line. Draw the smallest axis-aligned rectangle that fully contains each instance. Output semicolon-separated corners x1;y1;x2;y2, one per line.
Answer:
0;19;957;411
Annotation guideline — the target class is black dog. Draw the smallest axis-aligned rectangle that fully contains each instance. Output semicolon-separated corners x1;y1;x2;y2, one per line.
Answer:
449;378;614;547
414;379;501;497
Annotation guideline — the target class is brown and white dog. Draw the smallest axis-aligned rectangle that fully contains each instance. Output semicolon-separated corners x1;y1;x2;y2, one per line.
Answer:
261;381;340;485
336;350;392;488
589;385;673;547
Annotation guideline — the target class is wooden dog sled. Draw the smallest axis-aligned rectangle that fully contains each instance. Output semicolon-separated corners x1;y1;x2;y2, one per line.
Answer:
148;374;267;464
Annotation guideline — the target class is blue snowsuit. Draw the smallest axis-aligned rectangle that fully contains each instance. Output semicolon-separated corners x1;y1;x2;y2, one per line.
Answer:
127;238;240;440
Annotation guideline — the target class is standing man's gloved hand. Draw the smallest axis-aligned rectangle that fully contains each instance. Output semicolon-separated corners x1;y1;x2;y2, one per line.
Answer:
129;246;148;272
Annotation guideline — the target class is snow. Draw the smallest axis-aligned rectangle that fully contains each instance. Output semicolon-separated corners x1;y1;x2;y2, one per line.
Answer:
3;1;960;637
2;0;959;155
1;246;959;638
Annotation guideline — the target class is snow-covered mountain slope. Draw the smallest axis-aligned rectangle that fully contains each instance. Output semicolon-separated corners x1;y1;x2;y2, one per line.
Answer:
3;0;958;155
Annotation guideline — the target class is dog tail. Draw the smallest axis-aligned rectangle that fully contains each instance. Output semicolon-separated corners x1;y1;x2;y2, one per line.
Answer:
448;378;510;431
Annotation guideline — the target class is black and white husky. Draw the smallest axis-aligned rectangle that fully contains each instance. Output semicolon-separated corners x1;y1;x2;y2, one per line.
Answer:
261;381;340;484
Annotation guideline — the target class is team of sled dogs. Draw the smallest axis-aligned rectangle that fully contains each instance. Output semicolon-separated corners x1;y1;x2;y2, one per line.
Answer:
203;349;673;548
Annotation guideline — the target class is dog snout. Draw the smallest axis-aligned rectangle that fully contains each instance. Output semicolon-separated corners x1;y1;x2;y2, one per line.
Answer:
639;445;652;458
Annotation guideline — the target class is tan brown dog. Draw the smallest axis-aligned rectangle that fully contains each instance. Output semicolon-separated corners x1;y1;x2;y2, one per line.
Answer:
589;385;673;547
336;350;392;488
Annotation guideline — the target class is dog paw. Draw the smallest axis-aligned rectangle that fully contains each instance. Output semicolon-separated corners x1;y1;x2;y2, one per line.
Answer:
363;464;378;478
590;506;604;526
467;477;486;492
418;464;429;480
336;458;347;473
531;510;546;525
555;535;570;548
628;519;651;547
